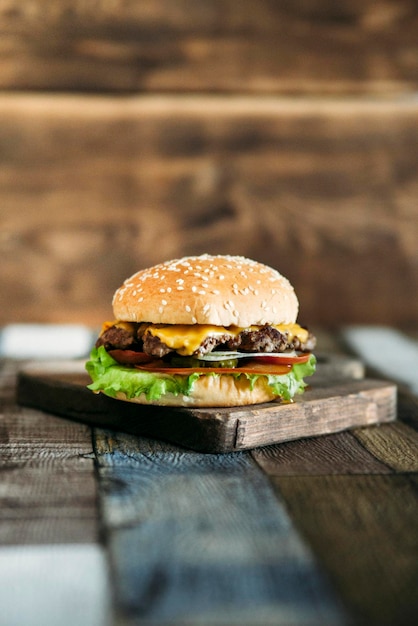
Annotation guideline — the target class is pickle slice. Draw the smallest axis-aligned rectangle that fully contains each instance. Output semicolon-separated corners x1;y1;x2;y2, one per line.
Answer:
169;355;239;369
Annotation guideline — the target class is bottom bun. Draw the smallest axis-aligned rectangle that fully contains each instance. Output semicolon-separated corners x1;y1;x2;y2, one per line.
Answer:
111;373;280;408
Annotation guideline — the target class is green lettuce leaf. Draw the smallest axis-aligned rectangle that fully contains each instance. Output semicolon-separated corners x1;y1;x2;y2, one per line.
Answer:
244;354;316;401
86;346;316;402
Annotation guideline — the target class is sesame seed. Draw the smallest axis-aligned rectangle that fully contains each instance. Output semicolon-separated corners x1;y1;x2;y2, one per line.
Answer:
160;288;165;293
185;305;192;312
161;299;167;305
166;287;172;293
177;286;184;291
158;306;163;313
192;286;197;292
198;290;206;295
218;275;225;280
192;316;197;324
138;297;143;302
211;289;220;295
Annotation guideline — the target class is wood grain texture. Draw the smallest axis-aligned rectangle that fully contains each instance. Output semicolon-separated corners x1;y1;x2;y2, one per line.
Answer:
251;408;418;475
1;0;417;94
1;94;418;327
273;474;418;626
16;359;396;453
94;430;348;625
0;361;99;544
251;430;392;476
352;421;418;472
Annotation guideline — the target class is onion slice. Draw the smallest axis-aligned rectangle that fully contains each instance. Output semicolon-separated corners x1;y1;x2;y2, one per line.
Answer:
198;350;301;361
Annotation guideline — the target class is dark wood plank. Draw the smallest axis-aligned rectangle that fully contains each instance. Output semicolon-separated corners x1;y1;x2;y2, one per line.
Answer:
0;465;99;545
16;359;396;453
252;420;418;478
251;430;392;476
94;430;349;625
1;95;418;328
1;0;417;94
0;361;99;544
352;422;418;473
398;389;418;431
273;474;418;626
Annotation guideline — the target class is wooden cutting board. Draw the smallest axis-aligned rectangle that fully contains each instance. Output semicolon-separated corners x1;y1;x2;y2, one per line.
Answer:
16;355;396;453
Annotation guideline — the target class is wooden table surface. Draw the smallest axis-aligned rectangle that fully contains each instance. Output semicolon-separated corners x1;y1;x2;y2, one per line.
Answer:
1;326;417;626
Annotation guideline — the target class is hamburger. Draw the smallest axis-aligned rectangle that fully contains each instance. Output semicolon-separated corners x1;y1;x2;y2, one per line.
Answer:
86;254;316;407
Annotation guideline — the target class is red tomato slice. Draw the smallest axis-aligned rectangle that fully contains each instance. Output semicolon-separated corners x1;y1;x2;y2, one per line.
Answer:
236;362;292;375
109;349;154;365
251;353;311;365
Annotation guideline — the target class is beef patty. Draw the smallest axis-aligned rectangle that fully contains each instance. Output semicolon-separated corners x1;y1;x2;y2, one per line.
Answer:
96;323;316;358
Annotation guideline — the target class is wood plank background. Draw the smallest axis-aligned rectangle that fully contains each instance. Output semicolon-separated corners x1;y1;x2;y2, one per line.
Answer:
1;0;418;95
1;0;418;328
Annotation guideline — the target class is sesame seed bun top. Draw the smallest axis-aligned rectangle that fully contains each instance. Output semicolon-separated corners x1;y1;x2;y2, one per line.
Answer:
112;254;299;327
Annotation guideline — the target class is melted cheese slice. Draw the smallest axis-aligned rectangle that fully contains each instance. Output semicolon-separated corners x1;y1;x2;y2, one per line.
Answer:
147;323;309;356
100;320;309;356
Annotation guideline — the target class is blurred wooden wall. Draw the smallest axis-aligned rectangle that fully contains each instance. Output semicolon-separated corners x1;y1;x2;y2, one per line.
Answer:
1;0;417;328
